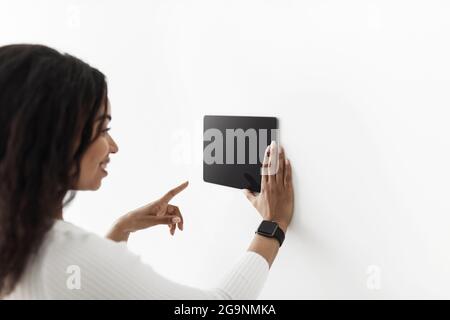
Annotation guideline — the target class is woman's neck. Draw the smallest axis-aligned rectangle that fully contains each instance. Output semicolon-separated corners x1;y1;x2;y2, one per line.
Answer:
56;209;64;220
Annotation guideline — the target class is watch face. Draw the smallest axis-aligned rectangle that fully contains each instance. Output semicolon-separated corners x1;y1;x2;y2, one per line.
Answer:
258;221;278;236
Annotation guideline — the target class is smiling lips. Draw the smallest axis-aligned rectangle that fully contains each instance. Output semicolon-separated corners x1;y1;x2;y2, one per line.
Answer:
100;158;110;170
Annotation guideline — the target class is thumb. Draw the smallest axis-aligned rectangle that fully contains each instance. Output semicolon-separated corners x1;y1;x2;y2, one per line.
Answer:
153;215;181;226
243;189;256;205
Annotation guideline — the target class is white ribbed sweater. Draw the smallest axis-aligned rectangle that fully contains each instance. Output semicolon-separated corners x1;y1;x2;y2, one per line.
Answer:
5;220;269;300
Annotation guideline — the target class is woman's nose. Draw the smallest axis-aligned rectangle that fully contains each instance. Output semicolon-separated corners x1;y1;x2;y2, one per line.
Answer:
109;136;119;153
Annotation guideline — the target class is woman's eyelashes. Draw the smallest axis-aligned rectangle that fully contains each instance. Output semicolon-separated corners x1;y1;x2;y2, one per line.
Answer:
102;127;111;136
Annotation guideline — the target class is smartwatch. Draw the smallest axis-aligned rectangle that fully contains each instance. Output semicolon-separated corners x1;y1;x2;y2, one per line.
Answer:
255;220;285;247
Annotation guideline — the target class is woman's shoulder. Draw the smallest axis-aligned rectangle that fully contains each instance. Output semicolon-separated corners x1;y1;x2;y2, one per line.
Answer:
39;220;145;295
43;219;131;257
50;219;106;242
37;219;143;274
7;220;140;299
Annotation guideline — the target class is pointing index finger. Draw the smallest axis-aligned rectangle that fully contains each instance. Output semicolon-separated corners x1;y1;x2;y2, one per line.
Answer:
162;181;189;202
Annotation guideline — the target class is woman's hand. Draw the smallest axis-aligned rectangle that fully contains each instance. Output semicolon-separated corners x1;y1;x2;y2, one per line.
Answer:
106;181;189;242
243;142;294;233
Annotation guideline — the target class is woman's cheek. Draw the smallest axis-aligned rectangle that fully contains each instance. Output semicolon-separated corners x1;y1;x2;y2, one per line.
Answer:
93;137;109;157
100;137;110;155
86;141;106;170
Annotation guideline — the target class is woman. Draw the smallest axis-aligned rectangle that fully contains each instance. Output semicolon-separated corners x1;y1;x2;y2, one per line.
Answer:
0;44;294;299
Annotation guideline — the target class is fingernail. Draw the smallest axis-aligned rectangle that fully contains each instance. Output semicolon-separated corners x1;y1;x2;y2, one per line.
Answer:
172;217;181;223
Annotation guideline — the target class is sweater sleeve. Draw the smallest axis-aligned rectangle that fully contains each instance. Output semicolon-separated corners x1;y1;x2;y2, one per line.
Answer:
41;230;270;300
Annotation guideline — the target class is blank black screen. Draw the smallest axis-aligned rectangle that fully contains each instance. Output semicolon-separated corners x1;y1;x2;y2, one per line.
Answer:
203;115;279;193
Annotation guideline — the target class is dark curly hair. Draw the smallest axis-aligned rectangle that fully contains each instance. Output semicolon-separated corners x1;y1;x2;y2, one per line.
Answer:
0;44;109;296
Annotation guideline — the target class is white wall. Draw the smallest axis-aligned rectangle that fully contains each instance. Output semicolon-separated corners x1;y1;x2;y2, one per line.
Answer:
2;0;450;299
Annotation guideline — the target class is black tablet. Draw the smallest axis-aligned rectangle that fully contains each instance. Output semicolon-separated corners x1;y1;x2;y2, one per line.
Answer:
203;115;279;193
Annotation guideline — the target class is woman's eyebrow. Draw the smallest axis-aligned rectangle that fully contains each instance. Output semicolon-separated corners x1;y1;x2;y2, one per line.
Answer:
96;115;112;121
